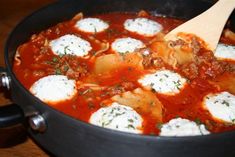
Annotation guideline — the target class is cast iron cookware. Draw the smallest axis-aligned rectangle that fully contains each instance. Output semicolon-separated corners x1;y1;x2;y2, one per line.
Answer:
1;0;235;157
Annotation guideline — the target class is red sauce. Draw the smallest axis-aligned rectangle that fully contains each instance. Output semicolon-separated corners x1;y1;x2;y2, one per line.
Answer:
13;12;235;135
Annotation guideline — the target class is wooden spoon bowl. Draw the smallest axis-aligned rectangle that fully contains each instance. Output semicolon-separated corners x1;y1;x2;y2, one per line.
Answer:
165;0;235;51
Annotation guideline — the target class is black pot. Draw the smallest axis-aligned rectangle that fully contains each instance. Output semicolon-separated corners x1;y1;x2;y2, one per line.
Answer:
1;0;235;157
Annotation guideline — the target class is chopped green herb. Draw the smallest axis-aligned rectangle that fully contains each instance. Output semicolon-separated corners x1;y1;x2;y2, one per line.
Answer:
52;57;58;63
156;122;163;129
173;80;181;90
194;118;202;125
115;112;125;117
127;124;135;129
221;100;230;107
64;45;71;54
94;27;97;35
175;115;180;118
128;119;134;123
59;53;64;58
55;68;61;75
164;74;169;78
150;82;154;87
44;61;53;65
102;119;112;127
63;65;69;72
110;108;114;114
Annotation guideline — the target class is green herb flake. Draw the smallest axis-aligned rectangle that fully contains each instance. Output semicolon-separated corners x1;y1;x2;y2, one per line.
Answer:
128;119;134;123
150;82;154;87
194;118;202;125
127;124;135;129
44;61;53;65
52;57;58;63
59;53;64;58
164;74;169;78
64;45;71;54
173;80;181;90
55;69;62;75
63;65;69;72
156;122;163;129
221;100;230;107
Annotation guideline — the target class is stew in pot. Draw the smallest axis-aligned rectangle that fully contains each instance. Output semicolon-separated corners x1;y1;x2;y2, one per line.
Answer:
13;11;235;136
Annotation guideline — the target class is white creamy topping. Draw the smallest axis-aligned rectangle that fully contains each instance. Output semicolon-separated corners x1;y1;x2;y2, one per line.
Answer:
49;34;92;57
111;37;145;54
214;43;235;61
30;75;77;103
204;91;235;123
89;102;143;134
75;18;109;33
160;118;210;136
124;17;163;36
138;70;187;95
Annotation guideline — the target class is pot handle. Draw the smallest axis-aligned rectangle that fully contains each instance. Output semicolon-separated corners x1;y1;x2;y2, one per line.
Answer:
0;67;25;128
0;67;46;132
0;104;25;128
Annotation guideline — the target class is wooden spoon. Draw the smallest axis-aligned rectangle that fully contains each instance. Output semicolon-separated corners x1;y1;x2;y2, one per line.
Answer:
164;0;235;51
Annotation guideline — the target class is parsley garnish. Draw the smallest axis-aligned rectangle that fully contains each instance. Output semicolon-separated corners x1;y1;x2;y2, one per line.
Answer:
221;100;230;107
194;118;202;125
156;122;163;129
55;69;61;75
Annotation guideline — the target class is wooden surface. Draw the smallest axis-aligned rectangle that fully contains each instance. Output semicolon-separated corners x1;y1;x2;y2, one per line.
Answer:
0;1;55;156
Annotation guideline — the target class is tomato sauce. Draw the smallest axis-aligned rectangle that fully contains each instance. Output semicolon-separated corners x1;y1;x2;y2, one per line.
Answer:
13;12;235;135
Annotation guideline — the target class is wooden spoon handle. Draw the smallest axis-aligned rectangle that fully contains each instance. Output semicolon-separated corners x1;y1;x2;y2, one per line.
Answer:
165;0;235;51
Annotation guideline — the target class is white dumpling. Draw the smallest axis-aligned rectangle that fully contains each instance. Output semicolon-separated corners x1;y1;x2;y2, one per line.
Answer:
160;118;210;136
30;75;77;104
89;102;143;134
75;18;109;33
203;91;235;123
124;18;162;36
49;34;92;57
138;69;187;95
111;37;145;54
